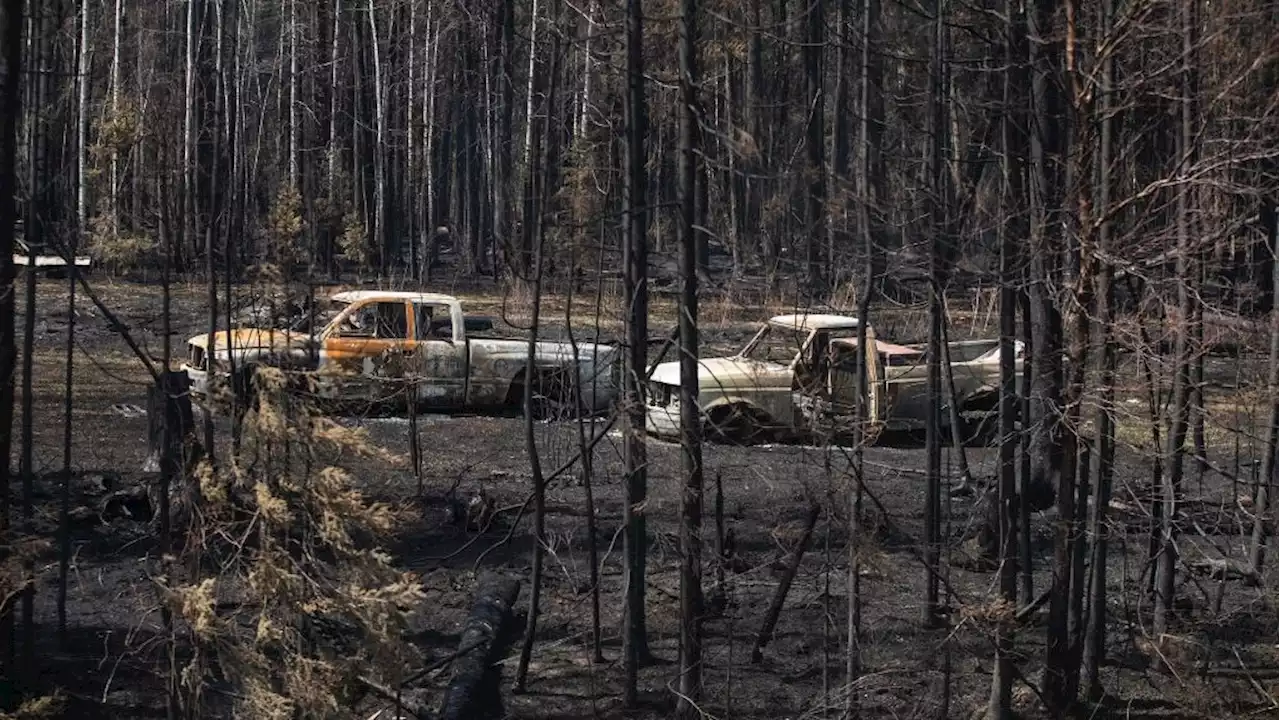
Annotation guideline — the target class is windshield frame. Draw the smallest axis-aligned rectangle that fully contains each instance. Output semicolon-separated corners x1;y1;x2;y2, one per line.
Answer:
737;323;815;368
312;299;354;337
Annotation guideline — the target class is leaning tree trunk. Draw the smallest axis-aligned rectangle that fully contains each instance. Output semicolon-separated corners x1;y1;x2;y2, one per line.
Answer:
438;574;522;720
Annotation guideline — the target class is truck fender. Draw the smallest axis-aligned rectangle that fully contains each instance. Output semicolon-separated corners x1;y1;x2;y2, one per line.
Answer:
701;399;775;444
959;385;1000;413
503;366;576;419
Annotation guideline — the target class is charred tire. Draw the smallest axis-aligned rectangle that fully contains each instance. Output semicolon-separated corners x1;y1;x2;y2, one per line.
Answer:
704;404;772;446
508;369;577;421
959;411;999;447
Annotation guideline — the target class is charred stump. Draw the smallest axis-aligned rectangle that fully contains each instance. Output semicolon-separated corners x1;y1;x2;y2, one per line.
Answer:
437;573;522;720
960;472;1056;571
144;371;203;534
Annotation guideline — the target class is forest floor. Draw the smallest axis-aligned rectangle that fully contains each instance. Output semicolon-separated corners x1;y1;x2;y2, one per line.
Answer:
8;273;1278;719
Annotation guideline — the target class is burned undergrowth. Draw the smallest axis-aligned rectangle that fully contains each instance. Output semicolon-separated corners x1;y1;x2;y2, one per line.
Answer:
1;279;1275;719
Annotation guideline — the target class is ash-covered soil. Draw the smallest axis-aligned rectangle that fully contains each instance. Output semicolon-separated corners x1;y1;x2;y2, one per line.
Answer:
9;276;1277;719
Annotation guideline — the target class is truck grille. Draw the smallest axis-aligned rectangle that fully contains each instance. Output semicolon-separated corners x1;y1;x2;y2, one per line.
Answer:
649;382;672;407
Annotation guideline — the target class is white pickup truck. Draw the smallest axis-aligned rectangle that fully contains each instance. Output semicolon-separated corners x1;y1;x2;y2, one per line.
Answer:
13;237;92;275
182;290;619;416
645;312;1024;444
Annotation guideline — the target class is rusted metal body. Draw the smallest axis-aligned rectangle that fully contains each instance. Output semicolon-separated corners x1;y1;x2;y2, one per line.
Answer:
645;312;1024;444
182;290;619;415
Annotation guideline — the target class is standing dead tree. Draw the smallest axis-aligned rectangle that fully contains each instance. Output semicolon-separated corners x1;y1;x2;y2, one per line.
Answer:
1081;0;1118;700
1249;202;1280;576
921;0;948;631
0;0;21;675
1152;0;1198;639
986;2;1022;709
621;0;653;706
513;1;562;690
675;0;705;713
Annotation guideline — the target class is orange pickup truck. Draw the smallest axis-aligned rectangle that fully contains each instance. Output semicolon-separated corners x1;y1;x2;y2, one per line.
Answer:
182;290;619;416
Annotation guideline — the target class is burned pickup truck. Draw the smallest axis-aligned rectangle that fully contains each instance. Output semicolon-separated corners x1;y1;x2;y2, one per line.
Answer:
182;290;619;416
645;312;1023;444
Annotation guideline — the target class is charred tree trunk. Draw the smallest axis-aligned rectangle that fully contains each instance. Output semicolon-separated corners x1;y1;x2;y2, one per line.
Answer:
60;0;90;643
676;0;704;713
801;0;826;294
367;0;387;274
921;0;946;630
1153;0;1198;638
1018;280;1034;605
1025;0;1069;706
1050;0;1094;703
622;0;652;705
494;0;515;279
512;3;561;691
0;0;21;672
746;0;765;260
988;4;1022;709
1247;251;1278;578
1064;0;1095;696
846;0;878;706
1081;0;1117;700
438;574;521;720
182;0;200;269
19;0;51;676
751;504;820;663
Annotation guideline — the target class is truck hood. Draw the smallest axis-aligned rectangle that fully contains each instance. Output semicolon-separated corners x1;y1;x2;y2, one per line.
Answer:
649;356;789;391
187;328;312;360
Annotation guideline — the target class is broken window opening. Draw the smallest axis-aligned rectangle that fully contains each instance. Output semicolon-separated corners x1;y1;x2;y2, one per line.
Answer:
415;303;455;340
334;301;409;340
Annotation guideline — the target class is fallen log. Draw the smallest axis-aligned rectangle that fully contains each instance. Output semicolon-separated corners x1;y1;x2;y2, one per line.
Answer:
751;504;821;664
437;572;521;720
1186;558;1259;584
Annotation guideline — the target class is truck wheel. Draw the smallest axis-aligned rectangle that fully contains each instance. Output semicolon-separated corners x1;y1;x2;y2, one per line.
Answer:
511;369;576;421
960;411;999;447
705;405;771;446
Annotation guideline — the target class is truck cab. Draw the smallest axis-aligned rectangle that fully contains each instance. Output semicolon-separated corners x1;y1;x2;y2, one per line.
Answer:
184;290;620;416
645;311;1022;445
646;313;885;442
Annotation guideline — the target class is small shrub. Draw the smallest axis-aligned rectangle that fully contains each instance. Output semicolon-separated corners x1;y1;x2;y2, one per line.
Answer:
169;365;421;718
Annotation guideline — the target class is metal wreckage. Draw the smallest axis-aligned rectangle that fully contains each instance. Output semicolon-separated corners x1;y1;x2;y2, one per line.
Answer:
644;313;1022;445
183;290;1016;445
183;290;620;417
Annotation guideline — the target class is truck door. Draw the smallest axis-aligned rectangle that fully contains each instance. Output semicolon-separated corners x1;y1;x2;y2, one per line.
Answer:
411;302;468;408
863;328;884;436
320;299;414;402
824;333;883;441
